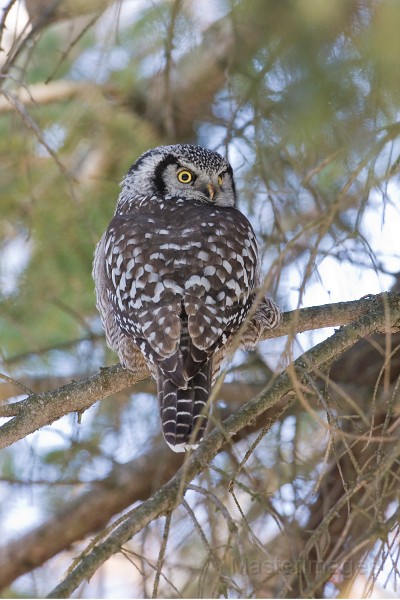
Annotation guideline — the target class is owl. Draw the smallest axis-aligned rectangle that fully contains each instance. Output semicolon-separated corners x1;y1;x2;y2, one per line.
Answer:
93;144;281;452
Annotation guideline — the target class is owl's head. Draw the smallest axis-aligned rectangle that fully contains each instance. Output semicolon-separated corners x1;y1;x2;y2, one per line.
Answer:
121;144;237;208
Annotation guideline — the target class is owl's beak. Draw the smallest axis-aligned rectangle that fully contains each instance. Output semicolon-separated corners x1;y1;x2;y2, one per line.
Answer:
207;183;215;201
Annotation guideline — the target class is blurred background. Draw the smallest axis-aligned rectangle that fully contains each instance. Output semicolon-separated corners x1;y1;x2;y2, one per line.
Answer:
1;0;400;597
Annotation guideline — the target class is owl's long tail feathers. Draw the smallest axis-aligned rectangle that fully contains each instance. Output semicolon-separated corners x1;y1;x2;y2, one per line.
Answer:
157;361;211;453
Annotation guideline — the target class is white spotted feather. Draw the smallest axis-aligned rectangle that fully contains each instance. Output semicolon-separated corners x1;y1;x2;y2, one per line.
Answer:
93;144;281;452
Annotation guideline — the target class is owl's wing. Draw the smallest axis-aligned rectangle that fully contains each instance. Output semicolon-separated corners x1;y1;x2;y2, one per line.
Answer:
183;209;259;378
103;212;189;386
93;232;121;355
102;203;259;386
93;231;151;375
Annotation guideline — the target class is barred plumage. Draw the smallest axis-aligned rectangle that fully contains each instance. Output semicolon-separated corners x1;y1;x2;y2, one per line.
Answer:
93;144;281;452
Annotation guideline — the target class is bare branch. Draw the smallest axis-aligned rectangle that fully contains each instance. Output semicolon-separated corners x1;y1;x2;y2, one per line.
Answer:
0;396;293;590
0;80;91;113
0;440;183;591
1;293;398;450
47;297;400;598
0;363;146;449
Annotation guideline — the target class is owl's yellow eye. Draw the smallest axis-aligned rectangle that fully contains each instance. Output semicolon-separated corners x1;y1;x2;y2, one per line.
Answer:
218;174;224;186
177;170;193;184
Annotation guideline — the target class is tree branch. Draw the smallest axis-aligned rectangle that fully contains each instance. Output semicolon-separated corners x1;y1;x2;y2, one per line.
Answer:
0;81;91;113
47;295;400;598
0;293;398;593
0;397;292;591
0;293;398;450
0;439;184;591
0;377;266;413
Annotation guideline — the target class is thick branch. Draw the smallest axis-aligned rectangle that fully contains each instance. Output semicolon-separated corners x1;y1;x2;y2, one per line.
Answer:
0;293;398;450
0;396;292;591
0;377;266;411
47;297;400;598
0;81;91;113
0;364;144;449
0;440;183;591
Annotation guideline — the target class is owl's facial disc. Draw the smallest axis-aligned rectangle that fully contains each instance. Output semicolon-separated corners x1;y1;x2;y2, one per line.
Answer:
122;144;237;207
160;161;235;207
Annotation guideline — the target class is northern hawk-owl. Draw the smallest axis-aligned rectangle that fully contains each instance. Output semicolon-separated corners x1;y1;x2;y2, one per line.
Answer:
93;144;281;452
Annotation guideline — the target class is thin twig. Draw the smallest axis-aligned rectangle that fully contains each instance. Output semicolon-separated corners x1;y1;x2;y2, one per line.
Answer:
152;512;172;599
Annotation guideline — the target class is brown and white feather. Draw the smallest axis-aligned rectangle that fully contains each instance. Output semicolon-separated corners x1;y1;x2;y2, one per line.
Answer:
93;144;281;452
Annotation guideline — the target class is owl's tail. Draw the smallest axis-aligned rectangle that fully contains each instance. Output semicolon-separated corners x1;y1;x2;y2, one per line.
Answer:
157;361;211;453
